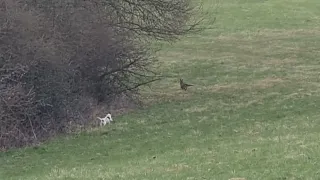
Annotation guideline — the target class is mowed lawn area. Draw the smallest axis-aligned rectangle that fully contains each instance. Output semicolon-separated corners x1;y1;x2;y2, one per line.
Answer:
2;0;320;179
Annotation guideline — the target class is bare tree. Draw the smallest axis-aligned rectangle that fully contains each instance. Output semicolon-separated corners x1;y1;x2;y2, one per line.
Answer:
103;0;202;41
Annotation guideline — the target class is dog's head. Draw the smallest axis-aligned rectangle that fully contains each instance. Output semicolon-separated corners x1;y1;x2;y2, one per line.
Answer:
106;113;113;121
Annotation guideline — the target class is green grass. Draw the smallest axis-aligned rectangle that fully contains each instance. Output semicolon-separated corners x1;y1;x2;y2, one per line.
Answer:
2;0;320;179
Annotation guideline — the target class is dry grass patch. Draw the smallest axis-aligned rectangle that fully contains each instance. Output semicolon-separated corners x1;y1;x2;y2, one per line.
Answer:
184;106;208;113
256;28;320;38
252;77;285;89
219;28;320;41
142;89;193;104
263;58;298;66
184;147;199;154
203;83;241;93
157;50;205;66
204;77;285;93
165;163;190;173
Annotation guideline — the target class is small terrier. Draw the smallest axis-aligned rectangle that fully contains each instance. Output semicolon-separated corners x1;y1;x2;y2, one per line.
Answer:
97;113;113;126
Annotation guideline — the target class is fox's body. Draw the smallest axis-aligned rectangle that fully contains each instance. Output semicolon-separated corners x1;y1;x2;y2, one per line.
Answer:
180;78;193;90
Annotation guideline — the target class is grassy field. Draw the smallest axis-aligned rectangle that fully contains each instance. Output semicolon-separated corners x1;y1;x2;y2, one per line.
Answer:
2;0;320;179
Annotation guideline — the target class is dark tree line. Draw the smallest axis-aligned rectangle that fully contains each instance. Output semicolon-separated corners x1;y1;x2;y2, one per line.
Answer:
0;0;202;149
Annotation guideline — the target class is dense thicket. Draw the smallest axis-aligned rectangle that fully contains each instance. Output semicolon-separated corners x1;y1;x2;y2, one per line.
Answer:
0;0;200;149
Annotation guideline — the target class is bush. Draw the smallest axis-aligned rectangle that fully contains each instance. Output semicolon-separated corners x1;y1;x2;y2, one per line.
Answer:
0;0;201;149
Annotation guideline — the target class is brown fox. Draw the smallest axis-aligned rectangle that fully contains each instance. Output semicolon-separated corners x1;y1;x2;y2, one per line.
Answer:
180;78;193;90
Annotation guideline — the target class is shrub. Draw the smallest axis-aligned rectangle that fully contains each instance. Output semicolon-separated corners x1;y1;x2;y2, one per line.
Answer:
0;0;201;149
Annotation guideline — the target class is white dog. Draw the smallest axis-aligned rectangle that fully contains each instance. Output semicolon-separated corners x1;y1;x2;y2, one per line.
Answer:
97;113;113;126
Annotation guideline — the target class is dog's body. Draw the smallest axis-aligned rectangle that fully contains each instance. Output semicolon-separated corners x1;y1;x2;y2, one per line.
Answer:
97;113;113;126
180;78;193;90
